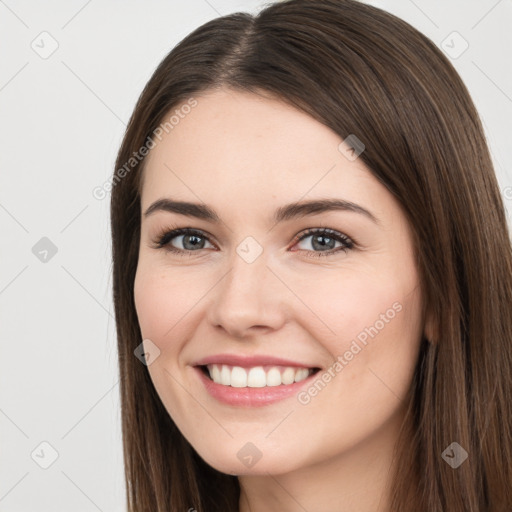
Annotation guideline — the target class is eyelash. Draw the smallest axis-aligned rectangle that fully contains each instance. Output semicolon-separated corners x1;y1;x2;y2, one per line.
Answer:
151;226;355;259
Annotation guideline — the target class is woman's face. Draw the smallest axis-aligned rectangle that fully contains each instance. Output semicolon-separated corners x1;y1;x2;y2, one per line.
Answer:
134;88;428;476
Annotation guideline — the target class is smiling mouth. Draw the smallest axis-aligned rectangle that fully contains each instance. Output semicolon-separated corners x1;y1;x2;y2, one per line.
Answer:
198;364;321;388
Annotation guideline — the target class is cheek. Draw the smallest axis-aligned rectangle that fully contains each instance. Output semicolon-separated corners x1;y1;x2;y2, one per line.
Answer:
134;270;168;339
289;265;418;347
287;257;424;400
133;265;199;343
288;270;422;451
133;266;197;418
334;273;422;393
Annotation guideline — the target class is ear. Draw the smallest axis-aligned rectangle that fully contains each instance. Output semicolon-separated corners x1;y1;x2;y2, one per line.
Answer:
423;307;438;344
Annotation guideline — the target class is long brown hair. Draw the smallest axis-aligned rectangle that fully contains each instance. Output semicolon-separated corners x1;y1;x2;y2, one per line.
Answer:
110;0;512;510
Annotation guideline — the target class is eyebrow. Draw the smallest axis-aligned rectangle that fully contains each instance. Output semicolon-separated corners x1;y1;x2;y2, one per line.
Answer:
143;198;380;225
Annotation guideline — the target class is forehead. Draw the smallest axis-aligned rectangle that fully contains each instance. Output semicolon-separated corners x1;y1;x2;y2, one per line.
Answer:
140;88;389;220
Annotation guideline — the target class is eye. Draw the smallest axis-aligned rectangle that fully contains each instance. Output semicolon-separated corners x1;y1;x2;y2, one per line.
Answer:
151;226;355;258
290;228;354;258
152;228;215;256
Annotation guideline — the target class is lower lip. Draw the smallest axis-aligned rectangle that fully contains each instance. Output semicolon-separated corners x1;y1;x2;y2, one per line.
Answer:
194;366;318;407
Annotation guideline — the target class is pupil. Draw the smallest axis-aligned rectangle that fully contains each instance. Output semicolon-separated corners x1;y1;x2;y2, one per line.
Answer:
312;235;334;251
184;235;204;250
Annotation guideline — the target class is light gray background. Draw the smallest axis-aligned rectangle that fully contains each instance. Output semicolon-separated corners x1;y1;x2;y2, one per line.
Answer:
1;0;510;510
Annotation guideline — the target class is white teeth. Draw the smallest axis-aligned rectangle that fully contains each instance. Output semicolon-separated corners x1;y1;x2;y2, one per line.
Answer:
220;365;231;386
205;364;314;387
211;364;221;383
247;367;267;388
231;366;247;388
294;368;310;382
266;367;282;387
281;367;296;385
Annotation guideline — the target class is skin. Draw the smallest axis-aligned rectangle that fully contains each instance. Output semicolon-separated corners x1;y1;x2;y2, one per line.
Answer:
134;87;434;512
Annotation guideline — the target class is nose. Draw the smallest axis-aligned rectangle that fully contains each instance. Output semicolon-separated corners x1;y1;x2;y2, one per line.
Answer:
206;246;288;339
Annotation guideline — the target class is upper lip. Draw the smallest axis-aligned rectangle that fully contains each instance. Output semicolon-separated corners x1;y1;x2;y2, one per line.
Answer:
193;353;318;369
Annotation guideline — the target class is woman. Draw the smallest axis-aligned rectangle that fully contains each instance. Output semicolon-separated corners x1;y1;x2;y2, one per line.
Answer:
110;0;512;510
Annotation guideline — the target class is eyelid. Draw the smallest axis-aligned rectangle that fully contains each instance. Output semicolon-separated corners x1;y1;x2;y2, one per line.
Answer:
292;227;354;246
151;225;357;257
151;227;217;250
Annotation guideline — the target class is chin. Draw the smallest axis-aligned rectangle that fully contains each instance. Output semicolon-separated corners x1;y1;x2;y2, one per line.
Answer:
195;444;299;476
